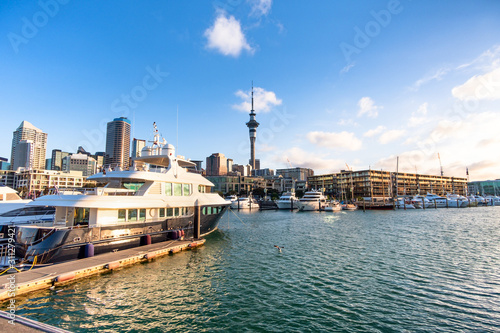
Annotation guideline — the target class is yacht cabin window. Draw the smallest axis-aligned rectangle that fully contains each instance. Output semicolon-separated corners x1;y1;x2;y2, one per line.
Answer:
74;208;90;226
174;183;182;196
118;209;126;222
159;208;165;217
183;184;191;196
128;209;137;221
167;208;173;216
139;209;146;221
165;183;172;196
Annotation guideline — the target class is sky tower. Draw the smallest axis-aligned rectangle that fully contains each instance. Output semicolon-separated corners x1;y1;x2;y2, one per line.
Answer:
246;83;259;170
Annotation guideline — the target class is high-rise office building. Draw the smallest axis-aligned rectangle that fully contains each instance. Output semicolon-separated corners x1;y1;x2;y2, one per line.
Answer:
62;153;97;177
13;140;34;170
105;117;131;168
11;121;47;171
131;138;146;159
206;153;228;176
51;149;71;171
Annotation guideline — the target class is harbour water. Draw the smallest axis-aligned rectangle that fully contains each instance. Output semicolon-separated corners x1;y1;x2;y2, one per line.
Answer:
9;208;500;332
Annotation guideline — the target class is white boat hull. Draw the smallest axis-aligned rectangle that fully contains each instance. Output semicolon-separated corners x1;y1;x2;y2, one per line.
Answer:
276;201;298;210
296;201;324;211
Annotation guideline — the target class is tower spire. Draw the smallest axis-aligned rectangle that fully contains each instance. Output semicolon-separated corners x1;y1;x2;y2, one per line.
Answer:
251;81;254;112
246;81;259;170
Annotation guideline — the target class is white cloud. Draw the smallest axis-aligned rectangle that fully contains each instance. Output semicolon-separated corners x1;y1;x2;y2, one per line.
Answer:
374;111;500;180
408;102;429;127
232;86;282;113
258;143;276;152
273;147;345;172
337;118;358;126
357;97;381;118
411;68;449;91
379;129;406;144
456;45;500;71
306;131;362;151
363;125;386;137
249;0;272;16
451;67;500;101
204;12;253;57
340;62;355;74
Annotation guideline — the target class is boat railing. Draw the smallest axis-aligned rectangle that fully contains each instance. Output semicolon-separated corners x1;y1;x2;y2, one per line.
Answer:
0;244;12;268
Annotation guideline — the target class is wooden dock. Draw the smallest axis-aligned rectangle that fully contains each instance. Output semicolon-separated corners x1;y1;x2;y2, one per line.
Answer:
0;238;205;303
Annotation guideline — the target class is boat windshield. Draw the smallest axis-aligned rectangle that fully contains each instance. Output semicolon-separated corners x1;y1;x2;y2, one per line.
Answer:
1;206;55;217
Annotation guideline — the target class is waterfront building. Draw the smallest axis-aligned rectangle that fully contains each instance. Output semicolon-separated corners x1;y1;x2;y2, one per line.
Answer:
131;138;146;159
0;170;15;188
62;153;97;177
11;121;48;171
468;179;500;196
14;169;89;195
307;173;338;196
105;117;131;169
45;158;52;170
253;168;274;177
246;85;259;170
206;175;256;194
276;167;314;182
308;170;468;200
206;153;228;176
51;149;71;171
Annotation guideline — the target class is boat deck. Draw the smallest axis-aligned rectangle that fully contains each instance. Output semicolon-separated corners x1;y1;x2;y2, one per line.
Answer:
0;238;205;303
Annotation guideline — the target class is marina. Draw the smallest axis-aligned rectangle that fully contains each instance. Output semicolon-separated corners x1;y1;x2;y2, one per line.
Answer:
3;207;499;332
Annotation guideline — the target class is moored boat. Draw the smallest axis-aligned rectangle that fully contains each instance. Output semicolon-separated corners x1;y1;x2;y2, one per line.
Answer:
324;200;342;212
276;191;299;210
12;125;229;265
296;191;327;211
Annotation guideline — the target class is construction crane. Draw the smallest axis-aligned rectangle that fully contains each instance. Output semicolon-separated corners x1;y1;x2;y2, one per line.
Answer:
286;158;293;168
437;153;444;176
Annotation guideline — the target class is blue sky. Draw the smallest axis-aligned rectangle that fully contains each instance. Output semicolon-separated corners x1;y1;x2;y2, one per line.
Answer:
1;0;500;180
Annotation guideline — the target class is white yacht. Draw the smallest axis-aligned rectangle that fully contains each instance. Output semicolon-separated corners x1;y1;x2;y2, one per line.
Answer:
0;186;32;215
484;195;500;206
230;197;258;209
225;195;237;204
395;198;415;209
276;191;299;210
425;193;449;208
411;195;432;209
324;200;342;212
296;191;327;211
446;194;469;208
12;126;230;265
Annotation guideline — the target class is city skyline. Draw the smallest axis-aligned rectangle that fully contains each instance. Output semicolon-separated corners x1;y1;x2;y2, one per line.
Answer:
1;1;500;181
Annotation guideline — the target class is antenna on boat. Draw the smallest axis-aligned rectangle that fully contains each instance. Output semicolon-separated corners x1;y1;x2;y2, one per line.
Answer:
179;104;181;154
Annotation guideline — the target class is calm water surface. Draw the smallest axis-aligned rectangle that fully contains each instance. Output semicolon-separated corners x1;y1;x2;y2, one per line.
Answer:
7;207;500;332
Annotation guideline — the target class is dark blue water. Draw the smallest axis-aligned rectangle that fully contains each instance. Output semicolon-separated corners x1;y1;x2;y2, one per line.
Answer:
7;208;500;332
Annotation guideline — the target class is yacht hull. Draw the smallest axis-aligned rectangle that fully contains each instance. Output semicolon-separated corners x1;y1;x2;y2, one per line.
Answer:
296;201;325;211
15;206;227;264
276;201;298;210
